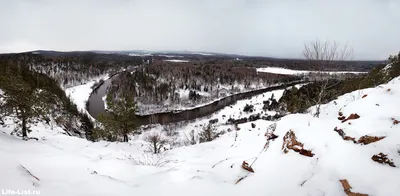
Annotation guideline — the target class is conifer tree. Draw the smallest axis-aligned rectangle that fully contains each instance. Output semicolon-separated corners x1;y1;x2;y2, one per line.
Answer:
0;73;47;140
98;93;138;142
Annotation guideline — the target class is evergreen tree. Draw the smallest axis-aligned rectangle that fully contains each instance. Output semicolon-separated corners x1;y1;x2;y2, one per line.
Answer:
0;73;47;140
98;93;138;142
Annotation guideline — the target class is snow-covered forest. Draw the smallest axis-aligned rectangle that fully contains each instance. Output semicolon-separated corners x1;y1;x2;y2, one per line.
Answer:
0;52;142;88
107;60;301;114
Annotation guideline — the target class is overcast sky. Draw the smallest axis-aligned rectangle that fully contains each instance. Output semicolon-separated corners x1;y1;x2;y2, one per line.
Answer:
0;0;399;60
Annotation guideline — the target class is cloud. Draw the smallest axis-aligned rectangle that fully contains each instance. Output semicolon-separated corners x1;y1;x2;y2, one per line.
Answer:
0;0;399;60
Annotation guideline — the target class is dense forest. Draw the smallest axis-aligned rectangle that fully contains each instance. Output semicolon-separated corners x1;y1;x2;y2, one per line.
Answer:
107;60;301;114
0;59;93;139
0;52;142;88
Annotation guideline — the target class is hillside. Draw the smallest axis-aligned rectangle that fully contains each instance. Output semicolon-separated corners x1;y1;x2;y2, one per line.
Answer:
1;72;399;195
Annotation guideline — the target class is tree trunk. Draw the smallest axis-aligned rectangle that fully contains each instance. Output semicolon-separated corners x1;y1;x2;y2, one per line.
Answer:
123;134;128;142
22;117;28;140
153;140;157;154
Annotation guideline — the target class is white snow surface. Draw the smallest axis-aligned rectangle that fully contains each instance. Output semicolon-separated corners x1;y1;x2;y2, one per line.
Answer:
257;67;367;75
65;74;109;112
164;59;190;63
1;78;400;196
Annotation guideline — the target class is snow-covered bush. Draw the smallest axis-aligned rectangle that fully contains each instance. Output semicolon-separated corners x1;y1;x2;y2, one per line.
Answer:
145;132;168;154
127;152;171;167
199;123;223;143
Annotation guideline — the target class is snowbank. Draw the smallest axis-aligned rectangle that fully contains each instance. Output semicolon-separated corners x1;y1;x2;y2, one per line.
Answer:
257;67;367;75
164;59;189;63
65;74;109;112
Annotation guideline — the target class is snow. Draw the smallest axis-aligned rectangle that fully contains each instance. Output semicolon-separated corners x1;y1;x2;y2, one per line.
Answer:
159;55;184;58
65;74;109;113
164;59;189;63
137;81;290;115
128;53;152;56
257;67;367;75
1;77;400;195
191;52;214;56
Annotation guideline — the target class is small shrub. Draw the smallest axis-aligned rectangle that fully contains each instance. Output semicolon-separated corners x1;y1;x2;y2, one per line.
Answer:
199;123;222;143
145;132;167;154
127;152;171;167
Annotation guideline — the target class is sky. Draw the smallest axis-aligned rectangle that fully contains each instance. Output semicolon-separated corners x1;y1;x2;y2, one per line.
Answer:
0;0;399;60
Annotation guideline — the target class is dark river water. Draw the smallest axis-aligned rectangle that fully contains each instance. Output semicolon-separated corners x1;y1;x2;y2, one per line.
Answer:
88;78;113;119
87;75;303;126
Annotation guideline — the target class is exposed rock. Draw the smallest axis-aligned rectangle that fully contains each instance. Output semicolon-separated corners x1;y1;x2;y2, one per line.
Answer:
282;130;314;157
371;153;396;167
334;127;356;143
342;113;360;123
358;135;385;145
267;133;278;141
299;149;314;157
339;179;369;196
362;94;368;98
338;116;346;121
209;118;219;124
339;112;343;116
241;161;254;173
392;118;399;125
251;123;256;128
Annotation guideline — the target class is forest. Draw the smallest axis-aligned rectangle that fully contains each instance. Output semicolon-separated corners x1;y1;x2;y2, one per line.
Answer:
0;51;143;88
106;59;301;114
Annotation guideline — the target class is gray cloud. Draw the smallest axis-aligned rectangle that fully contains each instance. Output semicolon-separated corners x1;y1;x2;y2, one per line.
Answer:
0;0;399;60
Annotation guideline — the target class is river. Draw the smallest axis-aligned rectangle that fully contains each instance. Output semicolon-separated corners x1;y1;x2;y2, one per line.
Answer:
87;74;303;126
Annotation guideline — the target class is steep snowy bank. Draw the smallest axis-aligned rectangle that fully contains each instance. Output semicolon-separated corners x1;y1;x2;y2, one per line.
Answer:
0;78;399;196
65;74;109;112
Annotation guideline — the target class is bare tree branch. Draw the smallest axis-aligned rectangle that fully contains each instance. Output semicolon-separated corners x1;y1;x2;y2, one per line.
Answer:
301;39;354;117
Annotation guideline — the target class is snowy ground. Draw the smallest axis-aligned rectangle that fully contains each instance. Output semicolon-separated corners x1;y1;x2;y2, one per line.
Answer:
65;74;109;112
257;67;367;75
1;78;399;195
164;59;190;63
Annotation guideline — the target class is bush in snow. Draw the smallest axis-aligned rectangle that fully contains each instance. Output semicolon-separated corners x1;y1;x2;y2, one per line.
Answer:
162;125;178;137
145;132;168;154
127;152;171;167
199;123;223;143
183;130;198;146
243;104;254;113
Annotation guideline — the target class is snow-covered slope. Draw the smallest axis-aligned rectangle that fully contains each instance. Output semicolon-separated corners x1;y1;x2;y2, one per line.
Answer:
1;78;399;196
65;74;109;111
257;67;367;75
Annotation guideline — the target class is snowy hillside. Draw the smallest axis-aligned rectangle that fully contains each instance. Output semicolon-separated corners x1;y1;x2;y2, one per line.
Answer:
257;67;367;75
1;77;399;195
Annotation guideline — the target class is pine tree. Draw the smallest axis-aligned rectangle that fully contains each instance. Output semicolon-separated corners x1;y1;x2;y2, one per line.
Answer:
98;93;138;142
0;73;47;140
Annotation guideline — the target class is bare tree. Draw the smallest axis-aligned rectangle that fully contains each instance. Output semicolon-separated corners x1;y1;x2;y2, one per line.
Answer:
301;39;353;117
145;132;167;154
